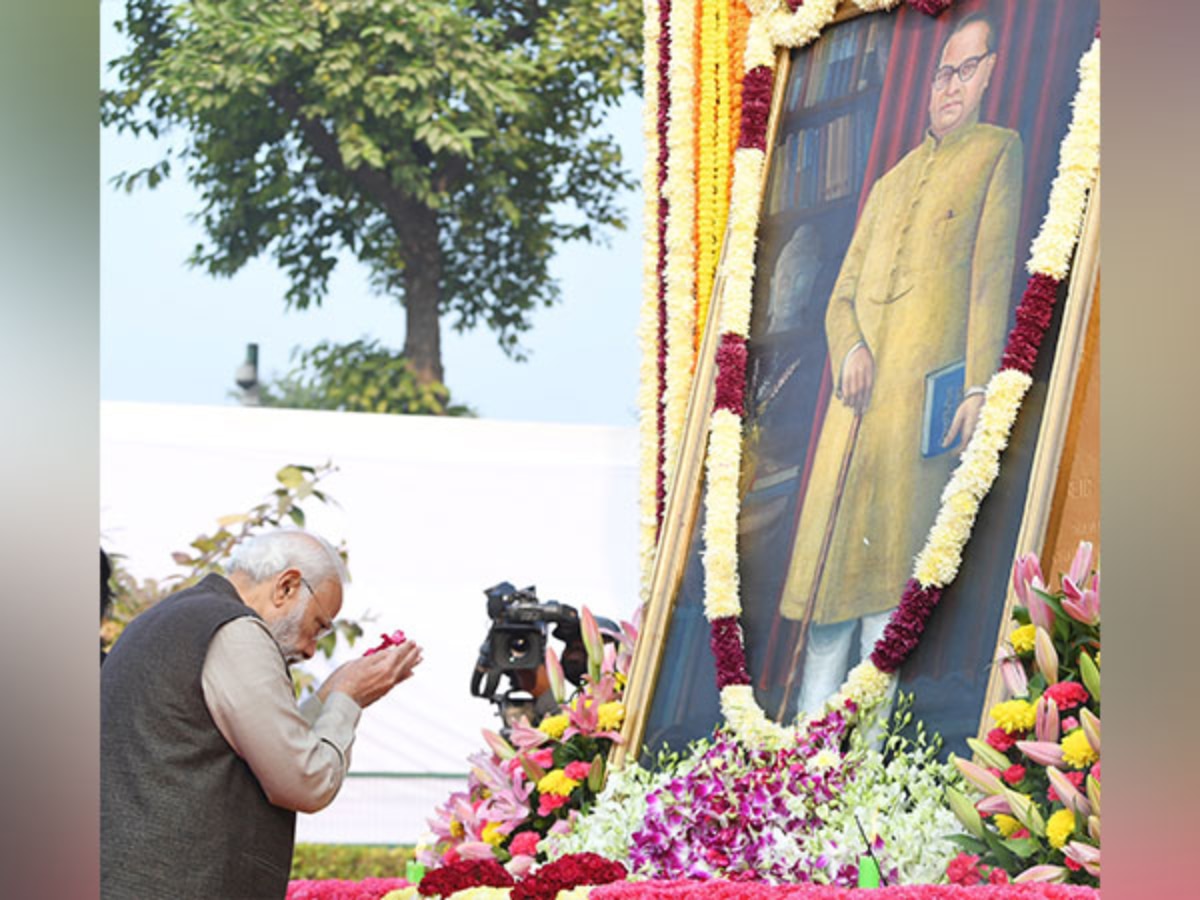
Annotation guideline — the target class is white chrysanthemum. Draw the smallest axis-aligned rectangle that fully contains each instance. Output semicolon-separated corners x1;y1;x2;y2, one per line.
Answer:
768;0;840;50
720;150;766;337
1028;39;1100;278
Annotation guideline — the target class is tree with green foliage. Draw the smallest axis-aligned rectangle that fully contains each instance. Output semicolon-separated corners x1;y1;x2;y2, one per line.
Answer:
258;338;475;415
102;0;642;387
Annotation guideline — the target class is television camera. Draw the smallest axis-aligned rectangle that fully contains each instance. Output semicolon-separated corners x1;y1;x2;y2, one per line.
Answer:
469;581;614;733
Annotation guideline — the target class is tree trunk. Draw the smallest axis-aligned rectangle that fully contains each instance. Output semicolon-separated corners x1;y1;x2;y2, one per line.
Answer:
402;207;444;386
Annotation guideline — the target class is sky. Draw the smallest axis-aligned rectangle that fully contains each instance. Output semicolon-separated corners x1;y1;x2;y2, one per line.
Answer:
99;1;646;428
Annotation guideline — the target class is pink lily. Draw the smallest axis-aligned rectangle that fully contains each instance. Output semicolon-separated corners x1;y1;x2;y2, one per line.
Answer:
1034;627;1059;685
544;646;566;704
1016;739;1065;767
1066;541;1094;588
1086;774;1101;817
975;794;1013;816
481;728;516;761
1088;814;1101;843
1013;553;1054;631
506;719;550;751
1062;584;1100;626
1014;864;1068;884
998;653;1029;697
966;737;1013;772
1080;707;1101;753
951;755;1005;795
1046;766;1091;816
1035;695;1060;743
456;841;498;861
562;692;622;742
581;606;604;683
1004;789;1045;836
1063;842;1100;878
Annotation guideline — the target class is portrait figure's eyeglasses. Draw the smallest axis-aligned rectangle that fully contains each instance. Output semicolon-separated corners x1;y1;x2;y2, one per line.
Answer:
300;575;335;639
932;53;992;91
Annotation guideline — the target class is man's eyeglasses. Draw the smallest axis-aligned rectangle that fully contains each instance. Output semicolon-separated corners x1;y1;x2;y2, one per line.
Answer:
299;575;335;639
932;53;992;91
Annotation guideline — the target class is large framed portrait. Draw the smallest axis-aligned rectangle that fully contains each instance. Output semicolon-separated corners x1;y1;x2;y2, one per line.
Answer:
626;0;1101;762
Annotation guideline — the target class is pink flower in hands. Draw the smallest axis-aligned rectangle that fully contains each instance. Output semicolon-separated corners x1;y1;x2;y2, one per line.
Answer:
364;629;407;656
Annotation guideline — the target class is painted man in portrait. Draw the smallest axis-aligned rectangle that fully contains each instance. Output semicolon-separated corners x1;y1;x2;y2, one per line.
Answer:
778;12;1023;717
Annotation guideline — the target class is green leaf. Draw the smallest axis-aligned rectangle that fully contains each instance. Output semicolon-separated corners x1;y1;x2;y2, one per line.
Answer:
277;465;307;489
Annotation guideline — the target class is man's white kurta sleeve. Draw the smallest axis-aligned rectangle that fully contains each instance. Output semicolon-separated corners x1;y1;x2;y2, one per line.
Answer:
202;617;361;813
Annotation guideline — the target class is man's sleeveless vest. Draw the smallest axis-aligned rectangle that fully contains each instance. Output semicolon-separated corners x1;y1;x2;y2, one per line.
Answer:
101;574;296;899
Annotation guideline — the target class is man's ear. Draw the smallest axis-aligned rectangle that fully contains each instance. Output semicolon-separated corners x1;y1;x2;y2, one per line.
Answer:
272;568;303;609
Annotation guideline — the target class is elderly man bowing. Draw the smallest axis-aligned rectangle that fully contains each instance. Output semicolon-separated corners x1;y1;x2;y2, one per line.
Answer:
101;530;423;899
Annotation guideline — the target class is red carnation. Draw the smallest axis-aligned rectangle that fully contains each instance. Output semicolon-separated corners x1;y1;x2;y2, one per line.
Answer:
988;867;1010;884
986;727;1018;752
418;858;513;897
946;852;982;886
1002;764;1027;786
1043;680;1089;711
509;830;540;858
512;852;626;900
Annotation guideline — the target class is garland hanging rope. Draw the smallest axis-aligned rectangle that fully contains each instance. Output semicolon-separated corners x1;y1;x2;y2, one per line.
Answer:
639;0;1100;748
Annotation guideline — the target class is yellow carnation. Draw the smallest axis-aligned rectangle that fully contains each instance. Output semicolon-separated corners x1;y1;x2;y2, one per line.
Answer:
481;820;505;847
990;699;1037;734
537;769;580;797
994;814;1022;837
597;701;625;732
537;714;569;740
1046;808;1077;849
1010;624;1037;654
1061;729;1099;768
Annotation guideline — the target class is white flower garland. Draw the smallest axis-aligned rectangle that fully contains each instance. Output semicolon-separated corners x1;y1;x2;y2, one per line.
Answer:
636;0;664;599
694;11;1100;748
1028;40;1101;279
661;0;699;490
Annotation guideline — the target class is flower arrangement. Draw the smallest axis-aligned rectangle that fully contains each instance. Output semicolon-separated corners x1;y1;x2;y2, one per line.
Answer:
945;541;1100;886
630;704;858;883
420;610;638;875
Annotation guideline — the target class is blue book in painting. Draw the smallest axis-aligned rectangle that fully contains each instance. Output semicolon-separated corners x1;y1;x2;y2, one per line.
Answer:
921;360;965;457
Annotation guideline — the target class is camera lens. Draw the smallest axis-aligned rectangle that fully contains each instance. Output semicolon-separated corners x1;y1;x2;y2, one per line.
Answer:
508;635;530;662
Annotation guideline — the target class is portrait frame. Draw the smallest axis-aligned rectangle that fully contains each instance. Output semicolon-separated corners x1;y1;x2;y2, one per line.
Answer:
618;0;1101;765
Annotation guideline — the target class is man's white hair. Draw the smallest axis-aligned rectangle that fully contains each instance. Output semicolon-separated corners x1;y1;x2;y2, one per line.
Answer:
226;529;350;587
